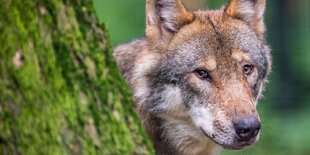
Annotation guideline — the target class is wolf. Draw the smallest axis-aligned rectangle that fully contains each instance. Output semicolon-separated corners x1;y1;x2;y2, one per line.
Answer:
114;0;271;154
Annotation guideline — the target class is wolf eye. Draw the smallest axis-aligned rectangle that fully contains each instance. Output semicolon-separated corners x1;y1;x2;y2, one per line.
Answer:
243;65;254;76
194;69;210;79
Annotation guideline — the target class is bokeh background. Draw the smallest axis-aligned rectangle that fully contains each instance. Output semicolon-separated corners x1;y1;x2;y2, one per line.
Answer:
93;0;310;154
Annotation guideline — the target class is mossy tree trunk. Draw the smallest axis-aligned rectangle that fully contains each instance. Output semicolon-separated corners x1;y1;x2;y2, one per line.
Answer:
0;0;153;154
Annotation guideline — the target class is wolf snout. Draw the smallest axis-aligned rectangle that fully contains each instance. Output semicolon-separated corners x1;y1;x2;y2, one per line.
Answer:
234;117;261;142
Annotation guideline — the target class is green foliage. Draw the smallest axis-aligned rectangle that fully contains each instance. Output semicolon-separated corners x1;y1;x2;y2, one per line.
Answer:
0;0;153;154
93;0;145;46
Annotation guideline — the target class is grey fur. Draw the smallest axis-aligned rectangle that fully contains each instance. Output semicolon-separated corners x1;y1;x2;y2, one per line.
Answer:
114;0;271;154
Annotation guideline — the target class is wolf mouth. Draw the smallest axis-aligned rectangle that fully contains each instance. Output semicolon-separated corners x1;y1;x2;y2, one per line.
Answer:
199;127;255;150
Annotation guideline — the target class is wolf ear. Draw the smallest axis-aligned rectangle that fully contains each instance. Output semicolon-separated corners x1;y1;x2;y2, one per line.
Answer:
146;0;194;43
225;0;266;38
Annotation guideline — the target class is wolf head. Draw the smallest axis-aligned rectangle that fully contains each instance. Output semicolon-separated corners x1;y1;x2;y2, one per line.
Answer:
115;0;271;153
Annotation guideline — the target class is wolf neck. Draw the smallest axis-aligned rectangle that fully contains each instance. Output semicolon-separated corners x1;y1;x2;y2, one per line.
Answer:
143;113;221;155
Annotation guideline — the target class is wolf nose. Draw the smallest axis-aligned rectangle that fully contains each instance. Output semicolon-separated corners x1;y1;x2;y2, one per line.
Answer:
234;117;261;141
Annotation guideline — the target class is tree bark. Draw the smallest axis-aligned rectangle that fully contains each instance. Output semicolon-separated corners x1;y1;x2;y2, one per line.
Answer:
0;0;152;154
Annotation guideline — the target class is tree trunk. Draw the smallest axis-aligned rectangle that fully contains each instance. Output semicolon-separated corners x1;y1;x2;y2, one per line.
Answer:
0;0;153;154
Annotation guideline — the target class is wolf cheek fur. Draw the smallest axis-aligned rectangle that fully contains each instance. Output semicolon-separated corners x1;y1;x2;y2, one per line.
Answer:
114;0;271;155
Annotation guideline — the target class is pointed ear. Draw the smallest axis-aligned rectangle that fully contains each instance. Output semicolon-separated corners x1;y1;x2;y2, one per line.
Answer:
225;0;266;38
146;0;194;43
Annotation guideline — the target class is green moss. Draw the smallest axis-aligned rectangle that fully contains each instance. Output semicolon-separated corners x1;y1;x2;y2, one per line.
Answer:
0;0;153;154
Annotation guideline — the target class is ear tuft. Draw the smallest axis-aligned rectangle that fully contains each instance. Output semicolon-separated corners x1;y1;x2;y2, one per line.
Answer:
146;0;193;42
225;0;266;38
156;0;179;32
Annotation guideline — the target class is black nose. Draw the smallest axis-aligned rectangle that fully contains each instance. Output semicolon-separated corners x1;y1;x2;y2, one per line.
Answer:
234;117;261;141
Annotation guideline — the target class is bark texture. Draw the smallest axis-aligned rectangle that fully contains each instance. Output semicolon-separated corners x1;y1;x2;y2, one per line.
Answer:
0;0;153;154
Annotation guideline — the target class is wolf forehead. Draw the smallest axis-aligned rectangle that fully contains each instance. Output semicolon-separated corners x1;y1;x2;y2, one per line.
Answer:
152;11;270;79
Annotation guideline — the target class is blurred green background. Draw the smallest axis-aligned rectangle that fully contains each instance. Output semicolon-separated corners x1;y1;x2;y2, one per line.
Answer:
93;0;310;154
